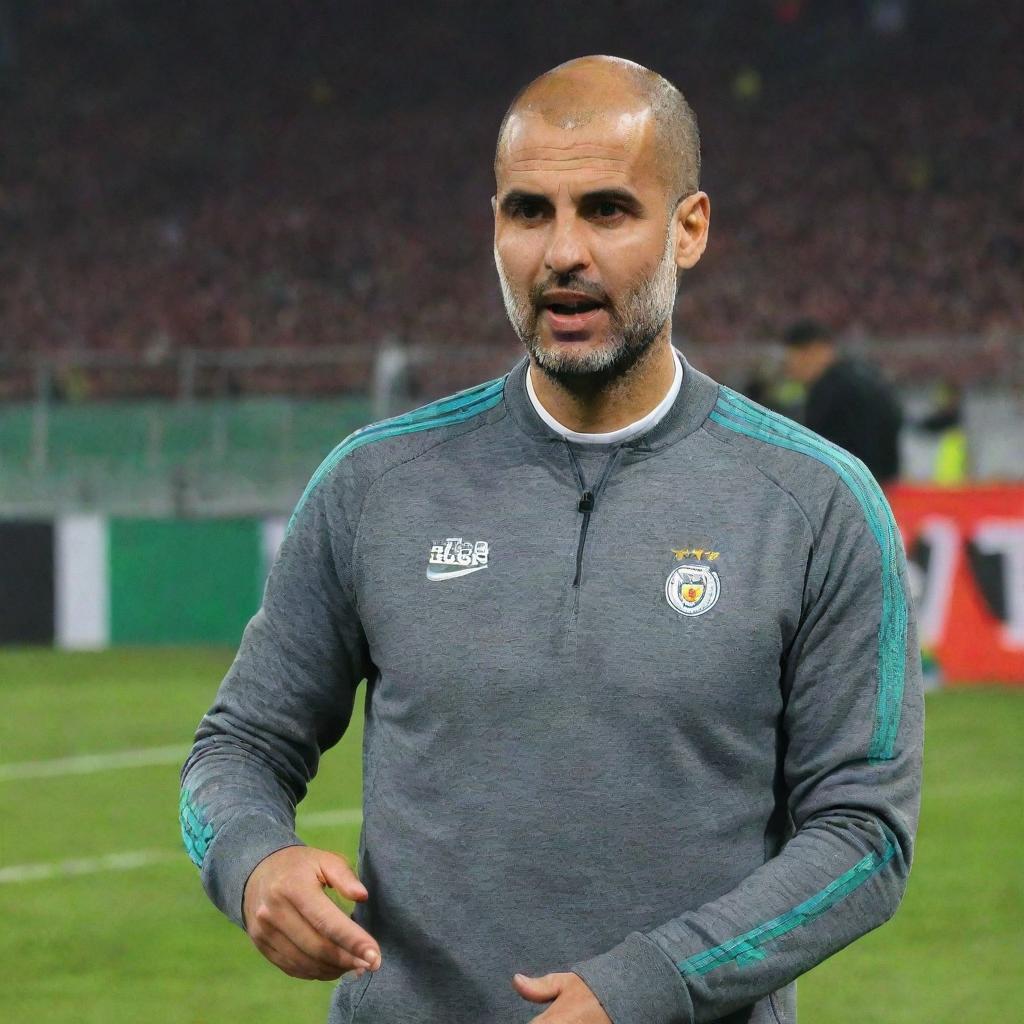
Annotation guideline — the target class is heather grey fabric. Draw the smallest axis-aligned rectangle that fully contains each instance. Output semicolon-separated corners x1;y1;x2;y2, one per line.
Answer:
180;355;923;1024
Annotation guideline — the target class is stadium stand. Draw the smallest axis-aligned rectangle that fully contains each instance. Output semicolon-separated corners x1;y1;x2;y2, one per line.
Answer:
0;0;1020;398
1;1;1021;512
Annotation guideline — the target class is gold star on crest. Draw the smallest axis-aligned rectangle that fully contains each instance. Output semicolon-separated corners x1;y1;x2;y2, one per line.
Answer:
672;547;723;562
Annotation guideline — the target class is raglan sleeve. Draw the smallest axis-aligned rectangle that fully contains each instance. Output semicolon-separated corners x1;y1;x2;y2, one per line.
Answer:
178;456;372;929
572;475;924;1023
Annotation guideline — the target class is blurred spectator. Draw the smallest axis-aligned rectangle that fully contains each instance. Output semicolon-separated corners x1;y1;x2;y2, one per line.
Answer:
915;379;970;485
782;318;903;485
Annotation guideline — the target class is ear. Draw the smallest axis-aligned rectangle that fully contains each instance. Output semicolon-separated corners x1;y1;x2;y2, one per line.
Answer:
491;195;497;215
674;191;710;271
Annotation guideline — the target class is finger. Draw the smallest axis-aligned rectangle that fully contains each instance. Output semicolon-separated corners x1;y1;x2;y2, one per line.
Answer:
290;884;380;965
257;929;345;981
272;899;374;974
318;850;370;903
512;973;562;1003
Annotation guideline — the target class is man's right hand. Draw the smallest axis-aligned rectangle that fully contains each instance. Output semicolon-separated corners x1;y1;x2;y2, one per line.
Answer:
242;845;381;981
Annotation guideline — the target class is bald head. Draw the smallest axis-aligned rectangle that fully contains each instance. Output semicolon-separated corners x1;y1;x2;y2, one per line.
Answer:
495;55;701;203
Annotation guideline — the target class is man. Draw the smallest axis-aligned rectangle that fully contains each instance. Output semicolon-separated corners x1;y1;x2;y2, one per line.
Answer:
915;378;969;485
782;319;904;485
181;56;922;1024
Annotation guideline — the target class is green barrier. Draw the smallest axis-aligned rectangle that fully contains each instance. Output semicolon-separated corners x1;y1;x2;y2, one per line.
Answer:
109;519;263;645
0;397;374;470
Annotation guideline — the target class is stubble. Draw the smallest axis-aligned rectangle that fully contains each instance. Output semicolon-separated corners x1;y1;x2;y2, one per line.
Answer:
494;224;679;387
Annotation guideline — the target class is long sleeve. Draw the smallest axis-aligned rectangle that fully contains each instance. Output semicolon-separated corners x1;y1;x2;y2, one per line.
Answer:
573;477;924;1023
179;463;371;928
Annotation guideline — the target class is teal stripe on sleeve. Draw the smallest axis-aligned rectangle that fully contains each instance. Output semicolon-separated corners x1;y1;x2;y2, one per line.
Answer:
287;377;505;534
709;389;907;762
676;837;898;976
179;789;215;869
367;377;505;428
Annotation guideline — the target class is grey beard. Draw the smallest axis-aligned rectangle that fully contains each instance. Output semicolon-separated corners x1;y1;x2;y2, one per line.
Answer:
494;229;678;386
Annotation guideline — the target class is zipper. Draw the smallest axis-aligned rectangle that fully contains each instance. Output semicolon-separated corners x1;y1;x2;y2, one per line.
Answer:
574;489;594;587
566;444;623;589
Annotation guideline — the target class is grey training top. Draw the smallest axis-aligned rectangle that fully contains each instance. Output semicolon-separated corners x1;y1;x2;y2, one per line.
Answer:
181;356;923;1024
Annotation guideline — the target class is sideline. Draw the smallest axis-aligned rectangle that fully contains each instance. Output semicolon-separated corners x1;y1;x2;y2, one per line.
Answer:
0;807;363;885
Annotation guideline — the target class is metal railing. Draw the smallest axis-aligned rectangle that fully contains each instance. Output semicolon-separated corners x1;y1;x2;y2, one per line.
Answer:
2;337;1022;517
1;334;1021;404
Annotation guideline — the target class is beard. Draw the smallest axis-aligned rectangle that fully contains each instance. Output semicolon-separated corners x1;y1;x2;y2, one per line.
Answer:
494;225;678;386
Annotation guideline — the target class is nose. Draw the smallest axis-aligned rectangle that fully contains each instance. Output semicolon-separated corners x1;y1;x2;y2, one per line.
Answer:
544;215;591;277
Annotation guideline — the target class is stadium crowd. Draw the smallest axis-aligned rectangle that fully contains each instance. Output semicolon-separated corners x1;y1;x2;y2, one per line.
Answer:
0;1;1020;396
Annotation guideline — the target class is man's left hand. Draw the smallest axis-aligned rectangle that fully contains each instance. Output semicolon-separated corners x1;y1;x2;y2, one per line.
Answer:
512;971;613;1023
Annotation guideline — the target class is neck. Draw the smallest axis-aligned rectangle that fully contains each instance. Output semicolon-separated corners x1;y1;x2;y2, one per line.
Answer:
529;335;677;434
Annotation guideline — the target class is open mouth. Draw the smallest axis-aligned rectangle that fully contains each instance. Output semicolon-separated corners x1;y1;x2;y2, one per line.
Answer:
540;293;607;334
546;299;603;315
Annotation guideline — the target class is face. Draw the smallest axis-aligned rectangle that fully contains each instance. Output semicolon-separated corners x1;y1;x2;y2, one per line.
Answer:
783;342;830;385
493;107;708;383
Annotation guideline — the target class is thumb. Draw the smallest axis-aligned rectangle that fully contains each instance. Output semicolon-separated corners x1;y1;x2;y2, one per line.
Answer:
513;972;562;1003
317;850;369;902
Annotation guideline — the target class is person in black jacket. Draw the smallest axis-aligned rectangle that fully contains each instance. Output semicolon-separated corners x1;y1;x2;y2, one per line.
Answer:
782;319;903;485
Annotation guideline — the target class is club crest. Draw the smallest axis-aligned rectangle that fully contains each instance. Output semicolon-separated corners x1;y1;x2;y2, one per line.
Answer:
665;563;720;616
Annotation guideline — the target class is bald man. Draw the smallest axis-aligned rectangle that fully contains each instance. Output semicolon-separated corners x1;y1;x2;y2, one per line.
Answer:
181;57;922;1024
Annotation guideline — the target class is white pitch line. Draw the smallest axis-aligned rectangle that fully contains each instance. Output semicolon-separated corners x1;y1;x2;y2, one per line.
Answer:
0;808;362;885
301;808;363;828
0;850;176;884
0;745;190;782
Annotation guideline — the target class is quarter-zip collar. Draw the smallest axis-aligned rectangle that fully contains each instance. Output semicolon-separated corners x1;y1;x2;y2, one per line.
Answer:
503;350;721;453
526;350;683;445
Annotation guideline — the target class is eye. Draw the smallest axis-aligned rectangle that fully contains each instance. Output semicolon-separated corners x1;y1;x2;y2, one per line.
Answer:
509;198;548;221
589;199;627;222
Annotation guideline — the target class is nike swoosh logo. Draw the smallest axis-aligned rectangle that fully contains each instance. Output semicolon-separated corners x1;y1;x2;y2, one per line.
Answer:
426;565;488;581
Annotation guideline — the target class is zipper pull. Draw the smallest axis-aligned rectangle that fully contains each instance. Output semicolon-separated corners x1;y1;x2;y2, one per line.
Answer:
578;490;595;513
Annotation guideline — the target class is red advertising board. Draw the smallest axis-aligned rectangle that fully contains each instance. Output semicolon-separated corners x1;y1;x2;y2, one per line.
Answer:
887;485;1024;685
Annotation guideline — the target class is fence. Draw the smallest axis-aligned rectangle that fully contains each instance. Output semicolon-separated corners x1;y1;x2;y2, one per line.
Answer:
2;335;1022;403
2;340;1023;517
0;397;373;517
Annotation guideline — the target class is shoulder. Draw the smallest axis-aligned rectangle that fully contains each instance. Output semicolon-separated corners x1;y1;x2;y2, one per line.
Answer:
702;385;892;542
289;376;507;531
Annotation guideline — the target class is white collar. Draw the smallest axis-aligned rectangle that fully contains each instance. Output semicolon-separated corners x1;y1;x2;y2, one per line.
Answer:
526;349;683;445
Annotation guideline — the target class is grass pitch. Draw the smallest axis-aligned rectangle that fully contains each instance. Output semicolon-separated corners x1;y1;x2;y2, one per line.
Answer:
1;648;1021;1022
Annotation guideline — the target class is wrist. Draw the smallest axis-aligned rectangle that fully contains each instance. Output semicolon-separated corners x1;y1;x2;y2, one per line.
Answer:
199;811;304;929
572;932;693;1024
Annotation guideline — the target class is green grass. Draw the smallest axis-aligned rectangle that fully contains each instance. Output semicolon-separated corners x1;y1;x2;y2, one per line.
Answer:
1;649;1021;1022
